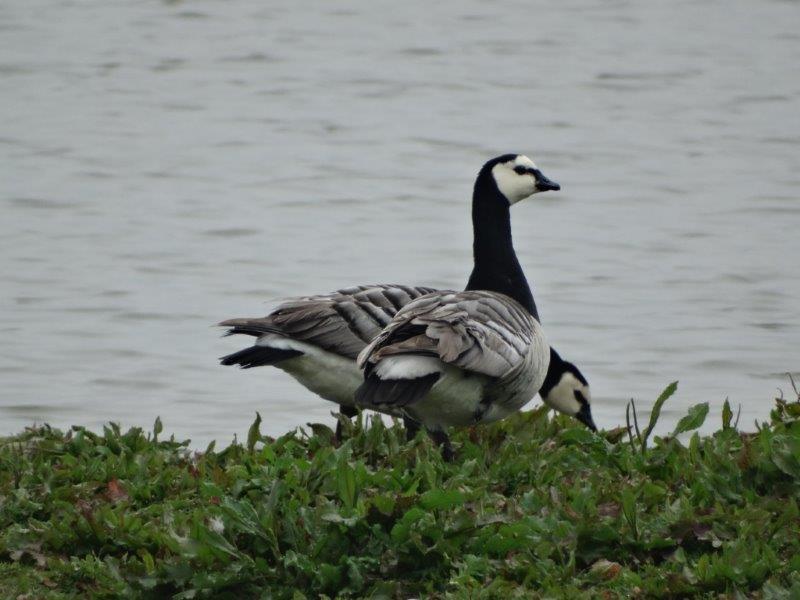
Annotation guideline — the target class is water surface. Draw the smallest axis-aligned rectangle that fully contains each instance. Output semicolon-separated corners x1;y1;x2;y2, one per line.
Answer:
2;0;799;445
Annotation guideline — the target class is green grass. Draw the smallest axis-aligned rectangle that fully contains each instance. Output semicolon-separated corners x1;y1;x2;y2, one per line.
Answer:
1;384;800;599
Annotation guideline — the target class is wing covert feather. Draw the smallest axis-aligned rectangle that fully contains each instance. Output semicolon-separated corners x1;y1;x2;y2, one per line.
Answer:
358;290;539;379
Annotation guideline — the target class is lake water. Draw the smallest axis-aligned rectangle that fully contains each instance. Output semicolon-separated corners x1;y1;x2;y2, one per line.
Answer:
2;0;799;446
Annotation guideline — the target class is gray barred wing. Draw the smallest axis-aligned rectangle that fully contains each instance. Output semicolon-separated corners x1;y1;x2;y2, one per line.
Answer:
358;290;538;379
219;284;438;359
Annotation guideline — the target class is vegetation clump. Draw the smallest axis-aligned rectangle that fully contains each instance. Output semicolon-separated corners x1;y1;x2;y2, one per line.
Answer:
1;383;800;598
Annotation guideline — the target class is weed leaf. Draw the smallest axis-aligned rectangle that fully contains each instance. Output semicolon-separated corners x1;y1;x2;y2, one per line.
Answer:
420;489;465;510
672;403;709;436
247;412;262;452
620;487;639;540
642;381;678;450
337;460;357;510
770;435;800;479
722;399;733;430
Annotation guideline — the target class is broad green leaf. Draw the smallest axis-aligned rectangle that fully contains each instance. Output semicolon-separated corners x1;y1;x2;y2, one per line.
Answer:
689;432;702;460
559;428;597;445
484;531;529;555
220;498;268;540
620;488;638;540
370;494;395;516
390;507;427;543
640;481;667;506
420;489;465;510
195;525;242;561
247;412;262;452
771;435;800;479
642;381;678;450
306;422;335;444
138;548;155;574
722;399;733;430
317;563;342;590
337;461;357;510
672;403;709;436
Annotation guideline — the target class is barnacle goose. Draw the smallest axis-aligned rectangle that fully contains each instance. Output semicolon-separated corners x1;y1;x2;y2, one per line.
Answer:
355;154;595;459
220;154;595;443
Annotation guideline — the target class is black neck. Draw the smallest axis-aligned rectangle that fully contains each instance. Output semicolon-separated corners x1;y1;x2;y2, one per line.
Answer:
539;348;564;397
465;169;539;319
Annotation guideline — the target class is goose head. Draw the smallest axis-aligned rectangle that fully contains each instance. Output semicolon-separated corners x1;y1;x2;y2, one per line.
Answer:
540;348;597;431
487;154;561;205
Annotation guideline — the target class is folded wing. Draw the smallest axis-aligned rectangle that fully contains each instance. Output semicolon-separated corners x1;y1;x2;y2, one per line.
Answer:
221;284;438;360
358;290;536;381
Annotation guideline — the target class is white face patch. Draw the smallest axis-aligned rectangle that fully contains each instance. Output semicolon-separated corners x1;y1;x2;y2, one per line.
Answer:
541;372;590;417
491;154;540;204
514;155;537;170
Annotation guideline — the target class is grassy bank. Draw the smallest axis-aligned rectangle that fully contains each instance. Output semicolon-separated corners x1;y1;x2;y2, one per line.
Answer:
1;384;799;599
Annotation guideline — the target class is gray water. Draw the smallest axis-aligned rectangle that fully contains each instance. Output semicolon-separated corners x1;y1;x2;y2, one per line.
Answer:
2;0;799;446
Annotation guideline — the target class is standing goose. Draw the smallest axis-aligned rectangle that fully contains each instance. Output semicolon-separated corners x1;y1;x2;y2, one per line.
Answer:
355;154;590;459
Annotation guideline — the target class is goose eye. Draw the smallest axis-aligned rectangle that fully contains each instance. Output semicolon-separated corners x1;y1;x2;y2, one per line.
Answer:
513;166;528;175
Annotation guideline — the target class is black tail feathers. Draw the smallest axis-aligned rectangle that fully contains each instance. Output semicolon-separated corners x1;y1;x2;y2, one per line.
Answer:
355;372;440;408
220;345;303;369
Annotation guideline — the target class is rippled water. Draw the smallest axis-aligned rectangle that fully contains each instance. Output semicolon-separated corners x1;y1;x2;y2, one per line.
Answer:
2;0;799;445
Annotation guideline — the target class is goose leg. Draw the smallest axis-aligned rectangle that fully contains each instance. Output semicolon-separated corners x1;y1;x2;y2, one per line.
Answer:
335;405;358;443
403;416;421;442
428;429;454;462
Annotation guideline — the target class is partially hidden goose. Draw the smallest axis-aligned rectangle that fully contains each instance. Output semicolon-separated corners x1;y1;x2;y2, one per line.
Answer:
354;154;592;459
220;154;595;444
